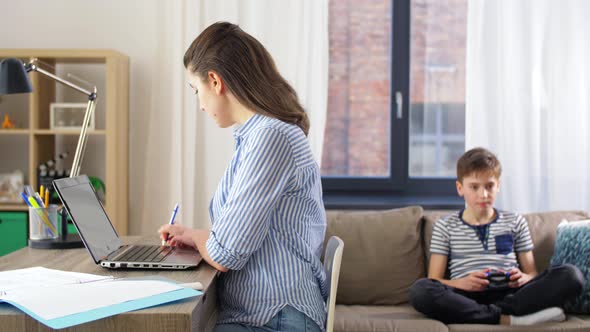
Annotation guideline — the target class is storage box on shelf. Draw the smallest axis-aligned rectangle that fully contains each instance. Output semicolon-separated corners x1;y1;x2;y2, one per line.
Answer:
0;211;27;256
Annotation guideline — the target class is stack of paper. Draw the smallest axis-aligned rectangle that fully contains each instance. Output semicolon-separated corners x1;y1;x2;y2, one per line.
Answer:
0;267;201;329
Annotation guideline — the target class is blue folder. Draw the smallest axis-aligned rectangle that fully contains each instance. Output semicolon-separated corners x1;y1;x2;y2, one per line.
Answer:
1;287;201;329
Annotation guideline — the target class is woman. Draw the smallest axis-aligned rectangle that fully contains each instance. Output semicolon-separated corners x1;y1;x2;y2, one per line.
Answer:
158;22;327;332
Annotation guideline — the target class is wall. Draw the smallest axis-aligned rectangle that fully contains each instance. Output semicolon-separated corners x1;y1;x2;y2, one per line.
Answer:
0;0;233;234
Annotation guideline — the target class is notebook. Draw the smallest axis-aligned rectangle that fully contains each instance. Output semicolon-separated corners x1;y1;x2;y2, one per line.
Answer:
53;175;202;270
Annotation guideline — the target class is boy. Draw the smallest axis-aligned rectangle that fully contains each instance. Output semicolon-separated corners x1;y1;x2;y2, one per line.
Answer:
409;147;584;325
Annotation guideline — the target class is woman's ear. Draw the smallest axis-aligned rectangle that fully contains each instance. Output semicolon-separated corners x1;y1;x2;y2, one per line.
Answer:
208;71;224;95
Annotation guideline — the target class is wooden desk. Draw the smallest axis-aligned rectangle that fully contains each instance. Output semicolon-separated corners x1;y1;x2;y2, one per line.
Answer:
0;236;218;332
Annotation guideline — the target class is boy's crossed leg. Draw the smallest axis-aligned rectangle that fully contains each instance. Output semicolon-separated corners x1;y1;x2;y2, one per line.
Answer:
410;264;584;325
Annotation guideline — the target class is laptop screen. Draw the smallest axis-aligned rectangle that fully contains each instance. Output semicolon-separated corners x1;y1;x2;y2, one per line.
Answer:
53;176;121;263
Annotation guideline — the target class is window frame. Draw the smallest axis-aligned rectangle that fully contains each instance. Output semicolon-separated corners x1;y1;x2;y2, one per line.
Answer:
321;0;463;210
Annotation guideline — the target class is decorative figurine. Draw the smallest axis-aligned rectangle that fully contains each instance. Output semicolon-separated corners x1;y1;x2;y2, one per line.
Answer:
1;114;16;129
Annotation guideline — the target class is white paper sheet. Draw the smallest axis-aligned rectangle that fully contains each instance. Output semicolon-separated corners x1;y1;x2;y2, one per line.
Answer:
3;279;182;320
0;267;112;295
0;267;182;320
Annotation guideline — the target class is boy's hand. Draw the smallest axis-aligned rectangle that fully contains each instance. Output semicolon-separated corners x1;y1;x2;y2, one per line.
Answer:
508;267;534;288
453;270;490;292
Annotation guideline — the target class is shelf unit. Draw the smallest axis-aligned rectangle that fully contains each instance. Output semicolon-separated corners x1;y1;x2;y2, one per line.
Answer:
0;49;129;235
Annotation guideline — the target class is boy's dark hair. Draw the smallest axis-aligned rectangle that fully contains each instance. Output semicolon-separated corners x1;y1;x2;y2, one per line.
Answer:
456;147;502;182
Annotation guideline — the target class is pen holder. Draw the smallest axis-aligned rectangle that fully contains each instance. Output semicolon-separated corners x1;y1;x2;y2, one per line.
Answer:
29;205;59;240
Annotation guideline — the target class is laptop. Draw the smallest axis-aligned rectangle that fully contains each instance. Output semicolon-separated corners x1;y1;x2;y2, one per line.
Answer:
53;175;202;270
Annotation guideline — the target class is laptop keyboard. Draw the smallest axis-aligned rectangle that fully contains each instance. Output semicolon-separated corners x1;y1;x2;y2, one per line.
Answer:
117;245;173;262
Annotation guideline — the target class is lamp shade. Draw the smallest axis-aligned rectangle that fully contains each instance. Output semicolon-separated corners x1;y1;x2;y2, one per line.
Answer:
0;58;33;95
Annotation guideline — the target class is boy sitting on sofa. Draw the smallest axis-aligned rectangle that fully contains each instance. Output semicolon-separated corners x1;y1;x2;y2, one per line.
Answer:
410;147;585;326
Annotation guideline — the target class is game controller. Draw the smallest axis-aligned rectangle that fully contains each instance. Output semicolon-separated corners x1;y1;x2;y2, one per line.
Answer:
486;270;511;290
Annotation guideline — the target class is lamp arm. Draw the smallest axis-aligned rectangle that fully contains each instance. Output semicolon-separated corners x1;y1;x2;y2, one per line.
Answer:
70;96;97;178
25;60;96;100
23;59;98;177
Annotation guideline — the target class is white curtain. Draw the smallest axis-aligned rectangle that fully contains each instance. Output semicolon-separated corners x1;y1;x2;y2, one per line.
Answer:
195;0;329;163
465;0;590;213
137;0;329;233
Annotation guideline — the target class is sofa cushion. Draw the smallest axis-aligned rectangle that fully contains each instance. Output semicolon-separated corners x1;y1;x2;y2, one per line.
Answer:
423;210;590;273
325;206;424;305
550;220;590;314
448;316;590;332
334;304;448;332
524;211;590;273
571;314;590;323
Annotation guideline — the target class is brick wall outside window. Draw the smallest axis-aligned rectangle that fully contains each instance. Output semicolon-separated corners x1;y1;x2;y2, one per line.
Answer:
322;0;467;178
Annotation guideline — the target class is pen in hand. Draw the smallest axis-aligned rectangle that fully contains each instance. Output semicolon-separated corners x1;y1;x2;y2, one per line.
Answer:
162;203;179;246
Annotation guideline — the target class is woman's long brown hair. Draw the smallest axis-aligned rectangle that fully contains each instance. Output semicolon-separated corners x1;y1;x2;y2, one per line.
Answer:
183;22;310;136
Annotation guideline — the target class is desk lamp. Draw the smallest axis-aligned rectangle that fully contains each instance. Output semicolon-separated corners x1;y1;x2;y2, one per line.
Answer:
0;57;96;249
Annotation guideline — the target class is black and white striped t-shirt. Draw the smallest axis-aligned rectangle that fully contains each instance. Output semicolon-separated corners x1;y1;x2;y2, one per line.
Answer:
430;209;534;279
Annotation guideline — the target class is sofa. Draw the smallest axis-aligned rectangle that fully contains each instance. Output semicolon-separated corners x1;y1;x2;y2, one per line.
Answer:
324;206;590;332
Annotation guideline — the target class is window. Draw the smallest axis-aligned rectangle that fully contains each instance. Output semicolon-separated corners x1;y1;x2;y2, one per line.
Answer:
322;0;467;208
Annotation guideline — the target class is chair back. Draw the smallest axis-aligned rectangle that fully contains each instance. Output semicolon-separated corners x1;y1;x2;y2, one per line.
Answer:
323;236;344;332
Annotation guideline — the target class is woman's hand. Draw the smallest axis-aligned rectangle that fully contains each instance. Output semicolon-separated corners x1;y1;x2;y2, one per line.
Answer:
452;270;490;292
508;267;534;288
158;223;197;250
158;224;229;273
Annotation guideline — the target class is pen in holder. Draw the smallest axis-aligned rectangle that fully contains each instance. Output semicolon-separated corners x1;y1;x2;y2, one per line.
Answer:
28;205;59;241
28;205;85;249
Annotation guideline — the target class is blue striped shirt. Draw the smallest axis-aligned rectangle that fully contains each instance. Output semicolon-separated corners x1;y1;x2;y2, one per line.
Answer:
206;113;327;330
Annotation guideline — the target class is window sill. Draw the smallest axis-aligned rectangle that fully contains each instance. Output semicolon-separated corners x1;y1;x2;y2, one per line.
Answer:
323;192;464;210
